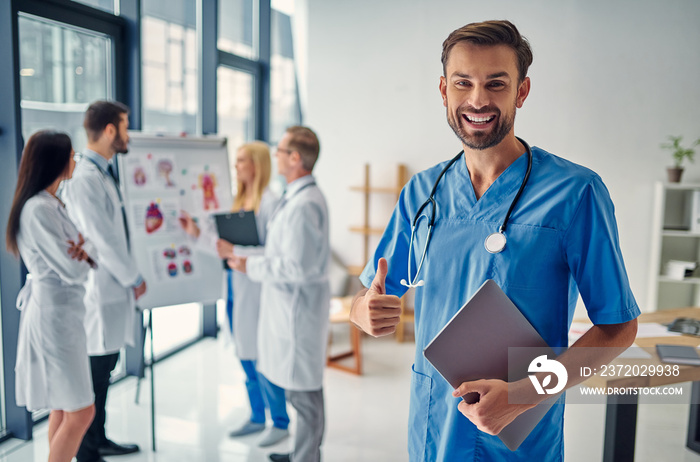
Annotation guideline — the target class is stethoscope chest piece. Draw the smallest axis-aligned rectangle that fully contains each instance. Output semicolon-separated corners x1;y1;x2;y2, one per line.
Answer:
484;231;507;254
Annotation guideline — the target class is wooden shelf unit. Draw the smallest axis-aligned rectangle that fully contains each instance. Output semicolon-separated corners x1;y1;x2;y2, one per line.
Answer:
350;164;408;264
350;164;413;341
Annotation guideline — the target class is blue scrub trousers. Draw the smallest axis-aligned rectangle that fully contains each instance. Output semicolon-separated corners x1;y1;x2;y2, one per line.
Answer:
242;361;289;429
227;270;289;429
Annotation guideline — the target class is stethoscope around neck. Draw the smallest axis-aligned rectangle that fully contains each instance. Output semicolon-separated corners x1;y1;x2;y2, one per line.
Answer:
400;137;533;289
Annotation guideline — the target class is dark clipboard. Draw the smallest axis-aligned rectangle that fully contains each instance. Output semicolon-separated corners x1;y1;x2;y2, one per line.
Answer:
214;211;260;269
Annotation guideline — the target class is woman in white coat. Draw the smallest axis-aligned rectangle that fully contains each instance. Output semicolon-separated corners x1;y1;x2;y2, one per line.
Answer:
179;141;290;446
6;131;96;462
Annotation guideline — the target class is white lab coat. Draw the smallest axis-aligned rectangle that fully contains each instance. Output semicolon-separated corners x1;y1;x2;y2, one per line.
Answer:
62;154;139;356
15;191;95;412
191;189;279;359
247;175;331;391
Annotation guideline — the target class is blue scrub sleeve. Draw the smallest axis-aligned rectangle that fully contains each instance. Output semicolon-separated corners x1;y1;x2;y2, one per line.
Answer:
359;186;413;299
563;176;640;325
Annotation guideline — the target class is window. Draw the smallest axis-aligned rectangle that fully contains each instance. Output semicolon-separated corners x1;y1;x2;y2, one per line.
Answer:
18;13;113;152
149;304;202;359
270;7;301;142
142;0;198;134
15;7;118;426
140;0;204;357
218;66;255;152
218;0;257;59
218;66;256;182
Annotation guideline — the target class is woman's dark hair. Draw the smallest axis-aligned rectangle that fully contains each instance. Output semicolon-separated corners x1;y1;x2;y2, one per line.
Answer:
6;130;73;256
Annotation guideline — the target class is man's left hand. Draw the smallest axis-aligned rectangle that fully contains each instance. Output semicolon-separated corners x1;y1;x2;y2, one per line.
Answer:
453;379;534;435
227;255;247;273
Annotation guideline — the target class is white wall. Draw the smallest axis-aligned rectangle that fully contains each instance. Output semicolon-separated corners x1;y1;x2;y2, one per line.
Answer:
303;0;700;311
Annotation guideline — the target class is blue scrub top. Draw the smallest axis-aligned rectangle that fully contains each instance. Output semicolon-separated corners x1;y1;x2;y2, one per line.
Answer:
360;146;640;462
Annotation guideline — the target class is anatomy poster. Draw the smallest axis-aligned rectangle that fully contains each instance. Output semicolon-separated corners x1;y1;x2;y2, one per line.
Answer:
182;164;224;213
118;134;233;309
153;154;178;189
123;156;152;189
149;242;198;281
129;198;180;235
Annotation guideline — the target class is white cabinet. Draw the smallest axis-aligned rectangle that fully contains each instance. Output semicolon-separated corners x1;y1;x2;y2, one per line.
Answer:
648;181;700;310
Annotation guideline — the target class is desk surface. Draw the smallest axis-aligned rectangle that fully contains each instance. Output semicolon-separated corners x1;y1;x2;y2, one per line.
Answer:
579;307;700;388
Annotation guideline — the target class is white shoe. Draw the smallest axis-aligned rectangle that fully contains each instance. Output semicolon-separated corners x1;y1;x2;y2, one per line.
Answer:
229;421;265;437
258;426;289;447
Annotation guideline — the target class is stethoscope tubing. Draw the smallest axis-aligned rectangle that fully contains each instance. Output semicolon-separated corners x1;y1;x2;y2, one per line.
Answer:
402;137;533;288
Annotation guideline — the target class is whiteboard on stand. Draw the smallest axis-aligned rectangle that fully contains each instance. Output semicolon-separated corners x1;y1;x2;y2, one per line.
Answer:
118;132;232;310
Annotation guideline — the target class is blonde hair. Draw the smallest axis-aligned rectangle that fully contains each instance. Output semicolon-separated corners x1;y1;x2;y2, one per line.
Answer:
232;141;271;213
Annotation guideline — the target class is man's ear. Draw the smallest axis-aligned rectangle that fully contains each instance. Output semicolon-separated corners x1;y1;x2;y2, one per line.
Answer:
103;123;117;139
516;77;531;108
439;76;448;107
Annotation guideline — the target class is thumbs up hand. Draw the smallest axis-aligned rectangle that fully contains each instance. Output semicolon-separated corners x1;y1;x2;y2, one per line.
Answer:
350;258;403;337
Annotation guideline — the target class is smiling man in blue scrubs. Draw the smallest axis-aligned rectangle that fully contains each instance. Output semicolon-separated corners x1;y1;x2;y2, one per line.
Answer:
350;20;639;461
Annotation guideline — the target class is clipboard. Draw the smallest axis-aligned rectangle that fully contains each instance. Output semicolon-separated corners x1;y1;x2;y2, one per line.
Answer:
423;279;556;451
214;211;260;269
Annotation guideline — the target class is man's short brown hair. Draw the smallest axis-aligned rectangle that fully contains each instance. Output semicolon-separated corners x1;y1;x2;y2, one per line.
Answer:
441;20;533;82
286;126;320;172
84;100;129;142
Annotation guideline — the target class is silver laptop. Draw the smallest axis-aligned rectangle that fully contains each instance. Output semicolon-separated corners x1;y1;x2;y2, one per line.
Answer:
423;279;558;451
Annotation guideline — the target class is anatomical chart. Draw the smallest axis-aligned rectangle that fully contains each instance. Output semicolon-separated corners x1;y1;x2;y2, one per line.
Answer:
123;153;179;191
122;141;232;282
149;242;199;281
129;199;180;235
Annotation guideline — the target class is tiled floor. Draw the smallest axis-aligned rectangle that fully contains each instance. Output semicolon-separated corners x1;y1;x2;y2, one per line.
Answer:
1;330;700;461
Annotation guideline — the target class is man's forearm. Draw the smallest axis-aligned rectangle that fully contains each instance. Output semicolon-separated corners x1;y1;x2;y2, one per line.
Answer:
549;318;638;392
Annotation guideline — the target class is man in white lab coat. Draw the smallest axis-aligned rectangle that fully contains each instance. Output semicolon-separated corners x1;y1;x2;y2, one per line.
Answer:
63;100;146;462
228;126;330;462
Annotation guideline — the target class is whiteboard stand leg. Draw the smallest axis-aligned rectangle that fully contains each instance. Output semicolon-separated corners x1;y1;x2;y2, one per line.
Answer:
148;309;156;452
129;310;148;404
134;318;147;405
135;376;141;405
202;303;217;338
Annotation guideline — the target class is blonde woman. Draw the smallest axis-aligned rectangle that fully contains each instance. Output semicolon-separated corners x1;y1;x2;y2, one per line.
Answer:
180;142;290;446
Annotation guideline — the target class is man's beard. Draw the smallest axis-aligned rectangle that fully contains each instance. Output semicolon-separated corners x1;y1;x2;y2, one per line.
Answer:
446;103;516;150
112;131;129;154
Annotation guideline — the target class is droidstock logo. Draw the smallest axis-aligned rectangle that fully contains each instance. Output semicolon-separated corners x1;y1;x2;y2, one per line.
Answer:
528;355;567;395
